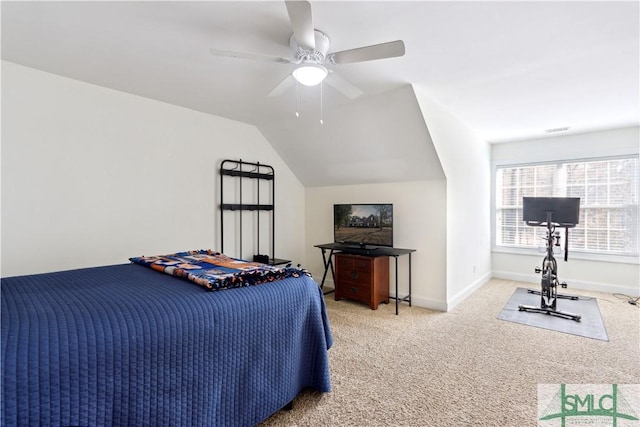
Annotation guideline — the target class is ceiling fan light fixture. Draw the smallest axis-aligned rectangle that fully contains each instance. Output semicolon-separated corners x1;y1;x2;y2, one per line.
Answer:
292;64;328;86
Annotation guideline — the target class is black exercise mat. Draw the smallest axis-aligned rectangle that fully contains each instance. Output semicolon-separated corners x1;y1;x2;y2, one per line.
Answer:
497;287;608;341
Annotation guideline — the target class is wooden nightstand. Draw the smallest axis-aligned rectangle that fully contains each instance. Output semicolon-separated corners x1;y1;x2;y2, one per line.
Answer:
334;253;389;310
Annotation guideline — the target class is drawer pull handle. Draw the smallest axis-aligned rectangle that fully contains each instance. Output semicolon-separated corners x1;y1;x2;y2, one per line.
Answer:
350;272;358;279
349;287;358;294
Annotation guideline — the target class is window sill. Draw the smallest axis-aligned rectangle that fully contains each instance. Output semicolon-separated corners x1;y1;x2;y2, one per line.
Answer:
492;245;640;265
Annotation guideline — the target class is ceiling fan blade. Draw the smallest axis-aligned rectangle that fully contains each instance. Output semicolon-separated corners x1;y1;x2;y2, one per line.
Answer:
267;75;295;97
285;0;315;51
210;48;292;64
325;71;364;99
330;40;405;64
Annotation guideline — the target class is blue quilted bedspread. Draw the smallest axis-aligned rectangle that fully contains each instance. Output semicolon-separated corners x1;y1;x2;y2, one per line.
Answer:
1;264;332;426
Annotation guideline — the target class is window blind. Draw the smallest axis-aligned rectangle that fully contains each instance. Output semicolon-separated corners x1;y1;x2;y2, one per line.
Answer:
495;156;639;256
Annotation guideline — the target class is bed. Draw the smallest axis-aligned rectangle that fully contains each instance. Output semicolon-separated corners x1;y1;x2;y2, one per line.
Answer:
1;251;332;426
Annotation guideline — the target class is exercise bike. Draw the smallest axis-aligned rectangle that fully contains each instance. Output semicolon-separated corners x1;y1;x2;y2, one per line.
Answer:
518;197;582;322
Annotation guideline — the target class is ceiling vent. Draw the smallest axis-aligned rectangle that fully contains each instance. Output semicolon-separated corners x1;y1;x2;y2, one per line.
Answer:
545;127;570;133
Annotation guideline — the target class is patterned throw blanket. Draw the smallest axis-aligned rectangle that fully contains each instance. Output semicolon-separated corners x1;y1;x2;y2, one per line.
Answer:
130;249;310;291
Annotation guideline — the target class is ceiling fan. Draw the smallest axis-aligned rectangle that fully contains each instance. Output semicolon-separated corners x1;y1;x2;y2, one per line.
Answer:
209;0;405;99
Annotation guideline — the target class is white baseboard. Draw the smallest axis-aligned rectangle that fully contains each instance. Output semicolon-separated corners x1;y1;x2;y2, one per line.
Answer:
492;270;640;297
446;271;493;311
322;276;450;311
389;291;448;312
321;269;638;316
390;272;491;312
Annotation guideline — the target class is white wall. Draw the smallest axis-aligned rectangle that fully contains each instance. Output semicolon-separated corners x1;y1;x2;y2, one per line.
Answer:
259;85;445;187
493;252;639;295
492;126;639;163
305;181;447;310
413;87;493;310
492;126;640;295
1;61;306;277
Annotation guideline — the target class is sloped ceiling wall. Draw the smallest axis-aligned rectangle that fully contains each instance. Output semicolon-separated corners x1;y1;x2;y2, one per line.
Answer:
413;87;492;308
258;85;445;187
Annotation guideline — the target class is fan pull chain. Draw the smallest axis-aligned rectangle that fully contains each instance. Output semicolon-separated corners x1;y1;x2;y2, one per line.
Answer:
295;81;300;118
319;81;324;125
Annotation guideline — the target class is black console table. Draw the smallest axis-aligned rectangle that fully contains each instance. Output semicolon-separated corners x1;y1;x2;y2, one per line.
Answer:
314;243;416;315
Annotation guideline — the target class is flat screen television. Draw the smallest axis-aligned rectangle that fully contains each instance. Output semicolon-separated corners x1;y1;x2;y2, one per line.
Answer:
523;197;580;227
334;203;393;248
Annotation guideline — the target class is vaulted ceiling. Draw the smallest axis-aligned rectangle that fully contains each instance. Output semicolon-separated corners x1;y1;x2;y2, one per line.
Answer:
2;1;638;186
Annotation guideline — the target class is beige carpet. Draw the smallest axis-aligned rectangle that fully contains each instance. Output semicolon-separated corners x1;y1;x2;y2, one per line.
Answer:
261;279;640;426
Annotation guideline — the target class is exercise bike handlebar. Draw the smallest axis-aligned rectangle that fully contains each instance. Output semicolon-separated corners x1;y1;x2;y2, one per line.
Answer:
525;220;577;228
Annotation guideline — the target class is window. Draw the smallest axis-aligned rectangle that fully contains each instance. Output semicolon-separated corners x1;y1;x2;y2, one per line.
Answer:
495;156;639;257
